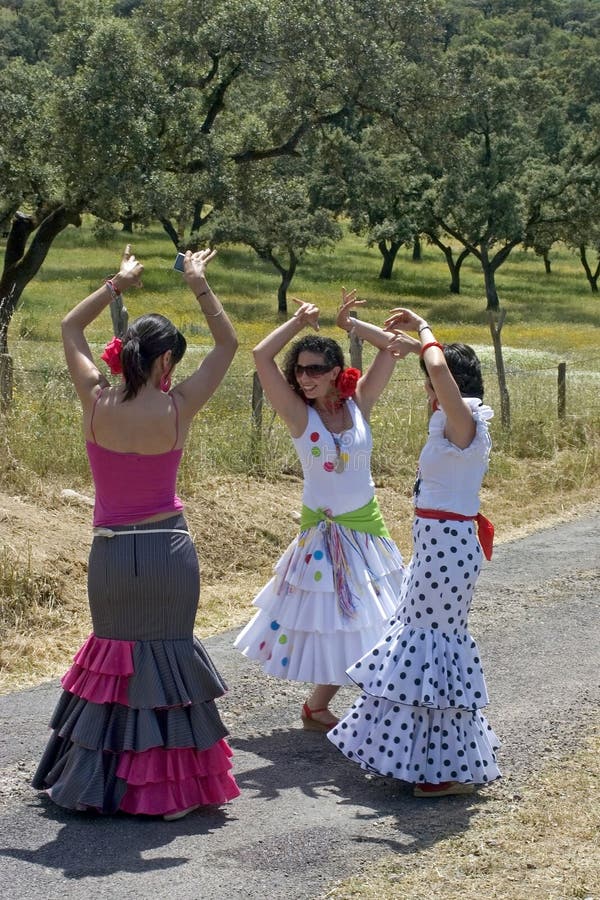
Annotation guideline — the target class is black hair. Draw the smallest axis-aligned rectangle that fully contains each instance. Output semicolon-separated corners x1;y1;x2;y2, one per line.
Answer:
120;313;187;400
420;342;484;400
282;334;344;402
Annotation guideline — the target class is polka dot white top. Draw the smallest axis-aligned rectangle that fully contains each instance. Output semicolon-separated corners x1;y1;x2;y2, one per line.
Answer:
292;399;375;516
414;398;493;516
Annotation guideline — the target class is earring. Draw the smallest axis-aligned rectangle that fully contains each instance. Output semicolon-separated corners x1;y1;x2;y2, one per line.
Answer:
160;373;172;393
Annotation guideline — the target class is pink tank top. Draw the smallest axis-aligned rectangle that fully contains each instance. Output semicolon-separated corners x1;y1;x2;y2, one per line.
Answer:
86;391;184;527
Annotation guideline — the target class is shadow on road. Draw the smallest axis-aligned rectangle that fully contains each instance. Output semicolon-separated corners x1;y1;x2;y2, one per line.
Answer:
0;795;232;879
227;726;488;868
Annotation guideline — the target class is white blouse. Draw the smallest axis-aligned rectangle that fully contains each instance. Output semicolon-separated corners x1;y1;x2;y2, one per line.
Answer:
292;399;375;516
414;398;493;516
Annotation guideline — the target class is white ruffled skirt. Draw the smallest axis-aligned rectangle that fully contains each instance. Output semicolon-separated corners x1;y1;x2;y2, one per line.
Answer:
234;521;404;684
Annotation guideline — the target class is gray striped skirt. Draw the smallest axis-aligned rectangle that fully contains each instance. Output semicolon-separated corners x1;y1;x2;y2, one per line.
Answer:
32;514;240;815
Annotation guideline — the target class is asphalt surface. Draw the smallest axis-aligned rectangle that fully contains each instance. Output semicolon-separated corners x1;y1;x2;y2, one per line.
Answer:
0;514;599;900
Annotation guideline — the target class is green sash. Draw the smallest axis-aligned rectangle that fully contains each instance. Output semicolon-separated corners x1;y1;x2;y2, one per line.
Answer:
300;496;390;538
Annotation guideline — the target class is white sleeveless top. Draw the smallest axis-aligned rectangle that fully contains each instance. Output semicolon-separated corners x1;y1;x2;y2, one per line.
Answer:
414;397;493;516
292;399;375;516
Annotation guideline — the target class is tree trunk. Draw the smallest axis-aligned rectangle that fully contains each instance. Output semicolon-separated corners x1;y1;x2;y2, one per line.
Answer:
0;206;81;354
277;250;297;315
412;234;422;261
543;249;551;274
487;309;510;429
426;233;470;294
579;244;599;293
378;240;402;280
481;247;500;310
121;207;134;233
159;217;181;250
255;246;297;316
0;353;13;409
442;245;470;294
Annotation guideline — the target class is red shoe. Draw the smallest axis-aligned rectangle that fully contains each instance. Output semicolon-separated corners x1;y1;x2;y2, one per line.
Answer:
301;703;338;733
414;781;475;798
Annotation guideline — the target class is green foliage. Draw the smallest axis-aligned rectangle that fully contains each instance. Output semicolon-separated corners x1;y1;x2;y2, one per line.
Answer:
2;223;598;500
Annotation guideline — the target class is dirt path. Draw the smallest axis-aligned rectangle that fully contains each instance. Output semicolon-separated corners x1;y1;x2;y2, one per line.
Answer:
0;513;598;900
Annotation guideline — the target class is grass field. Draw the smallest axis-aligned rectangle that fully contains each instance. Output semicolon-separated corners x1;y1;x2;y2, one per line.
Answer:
4;220;599;492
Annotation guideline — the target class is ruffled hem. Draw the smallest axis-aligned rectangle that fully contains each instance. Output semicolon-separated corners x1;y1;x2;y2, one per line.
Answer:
116;741;233;784
61;634;227;708
121;770;240;815
118;740;240;815
328;694;500;785
61;634;134;705
47;690;229;754
278;527;404;593
34;631;239;815
36;741;240;815
346;622;489;711
235;621;397;685
235;529;403;674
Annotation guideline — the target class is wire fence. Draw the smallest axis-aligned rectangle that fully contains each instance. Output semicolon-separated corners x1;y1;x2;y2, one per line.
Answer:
2;340;599;493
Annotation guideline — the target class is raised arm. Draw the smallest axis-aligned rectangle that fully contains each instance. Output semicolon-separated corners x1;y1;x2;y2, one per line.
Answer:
336;289;417;420
253;300;319;438
61;246;143;410
385;307;476;449
171;249;238;420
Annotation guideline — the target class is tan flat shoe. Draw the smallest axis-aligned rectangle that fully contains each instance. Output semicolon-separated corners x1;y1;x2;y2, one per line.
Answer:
163;803;201;821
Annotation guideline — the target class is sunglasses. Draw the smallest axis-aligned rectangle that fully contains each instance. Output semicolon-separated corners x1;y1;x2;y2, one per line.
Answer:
294;363;333;377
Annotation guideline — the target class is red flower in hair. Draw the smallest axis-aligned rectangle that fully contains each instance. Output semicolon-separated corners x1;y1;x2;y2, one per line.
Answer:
336;366;361;399
100;336;123;375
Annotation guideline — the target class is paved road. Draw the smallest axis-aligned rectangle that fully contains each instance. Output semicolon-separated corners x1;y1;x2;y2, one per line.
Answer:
0;516;599;900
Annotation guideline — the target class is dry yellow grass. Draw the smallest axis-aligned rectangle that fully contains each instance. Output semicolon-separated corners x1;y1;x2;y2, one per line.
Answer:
321;727;600;900
1;468;598;693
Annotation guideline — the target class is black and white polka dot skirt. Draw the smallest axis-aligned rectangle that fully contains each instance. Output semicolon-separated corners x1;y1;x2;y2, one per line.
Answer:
328;517;500;785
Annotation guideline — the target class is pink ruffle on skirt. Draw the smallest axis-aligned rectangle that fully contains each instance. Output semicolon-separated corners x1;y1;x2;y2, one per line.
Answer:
38;633;239;816
118;742;240;815
61;634;135;705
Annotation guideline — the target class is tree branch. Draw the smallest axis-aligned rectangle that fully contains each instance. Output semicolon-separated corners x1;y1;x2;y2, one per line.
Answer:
201;62;243;135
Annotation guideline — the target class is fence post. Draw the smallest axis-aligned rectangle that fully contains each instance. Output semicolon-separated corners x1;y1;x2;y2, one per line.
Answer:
251;371;264;462
349;311;363;371
557;362;566;421
110;296;129;339
0;353;13;410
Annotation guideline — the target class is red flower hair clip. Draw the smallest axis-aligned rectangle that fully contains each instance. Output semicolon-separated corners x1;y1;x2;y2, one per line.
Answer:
336;366;361;400
100;336;123;375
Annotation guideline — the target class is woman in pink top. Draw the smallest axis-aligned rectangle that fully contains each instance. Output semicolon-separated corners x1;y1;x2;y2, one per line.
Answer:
33;246;240;820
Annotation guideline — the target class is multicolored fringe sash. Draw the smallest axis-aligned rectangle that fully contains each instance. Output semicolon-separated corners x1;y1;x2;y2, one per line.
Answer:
300;497;390;618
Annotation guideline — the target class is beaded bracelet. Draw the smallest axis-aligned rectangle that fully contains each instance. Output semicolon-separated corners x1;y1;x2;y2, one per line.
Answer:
104;279;121;301
419;341;444;357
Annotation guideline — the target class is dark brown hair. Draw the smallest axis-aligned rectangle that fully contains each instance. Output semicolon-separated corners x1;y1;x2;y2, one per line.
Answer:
121;314;187;400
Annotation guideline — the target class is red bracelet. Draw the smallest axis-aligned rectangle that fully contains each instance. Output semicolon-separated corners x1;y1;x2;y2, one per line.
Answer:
105;278;121;298
420;341;444;357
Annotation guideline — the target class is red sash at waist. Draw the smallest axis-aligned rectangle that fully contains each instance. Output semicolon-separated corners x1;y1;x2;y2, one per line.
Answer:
414;507;494;561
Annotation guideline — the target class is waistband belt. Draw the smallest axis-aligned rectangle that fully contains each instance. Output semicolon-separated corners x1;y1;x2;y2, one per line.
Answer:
93;527;191;539
414;507;494;561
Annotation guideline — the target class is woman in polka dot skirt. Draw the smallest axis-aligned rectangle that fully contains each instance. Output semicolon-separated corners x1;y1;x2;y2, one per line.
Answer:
328;307;500;797
234;290;408;731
